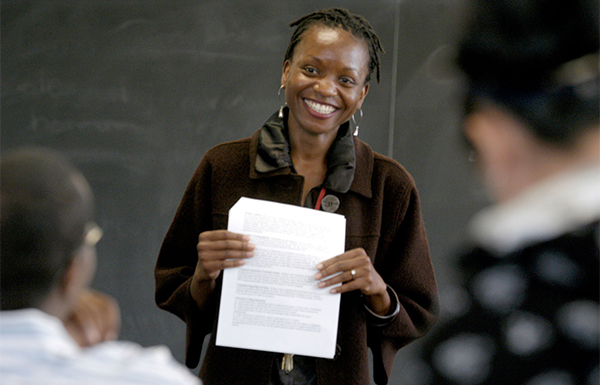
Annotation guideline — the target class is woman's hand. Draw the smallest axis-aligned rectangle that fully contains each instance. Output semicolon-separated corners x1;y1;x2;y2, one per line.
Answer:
314;247;391;315
194;230;254;282
64;289;121;348
191;230;254;308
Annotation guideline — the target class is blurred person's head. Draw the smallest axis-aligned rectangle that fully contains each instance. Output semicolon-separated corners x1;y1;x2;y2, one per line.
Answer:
1;147;101;320
456;0;599;201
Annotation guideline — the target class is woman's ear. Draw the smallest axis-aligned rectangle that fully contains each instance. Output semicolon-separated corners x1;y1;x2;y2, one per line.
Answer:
281;60;290;86
357;83;370;110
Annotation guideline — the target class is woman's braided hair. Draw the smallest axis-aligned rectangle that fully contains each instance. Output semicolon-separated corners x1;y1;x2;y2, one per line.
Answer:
284;8;384;84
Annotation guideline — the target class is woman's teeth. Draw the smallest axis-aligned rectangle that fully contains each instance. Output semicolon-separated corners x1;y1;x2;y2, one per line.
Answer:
305;99;335;114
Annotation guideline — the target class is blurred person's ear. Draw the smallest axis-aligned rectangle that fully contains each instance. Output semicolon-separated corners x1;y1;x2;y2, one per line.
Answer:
463;103;537;202
58;243;98;319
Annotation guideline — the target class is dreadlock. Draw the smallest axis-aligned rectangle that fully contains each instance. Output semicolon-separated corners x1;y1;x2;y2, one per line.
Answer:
284;8;384;84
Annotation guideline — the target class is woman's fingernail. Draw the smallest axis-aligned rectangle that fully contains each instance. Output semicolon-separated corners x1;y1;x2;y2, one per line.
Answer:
314;273;322;280
318;282;326;288
316;263;323;270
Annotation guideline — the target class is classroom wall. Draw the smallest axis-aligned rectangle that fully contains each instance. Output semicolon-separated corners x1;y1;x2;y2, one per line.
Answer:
1;0;486;383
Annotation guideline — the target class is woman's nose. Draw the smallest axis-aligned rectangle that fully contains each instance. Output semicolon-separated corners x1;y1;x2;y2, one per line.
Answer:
314;77;337;96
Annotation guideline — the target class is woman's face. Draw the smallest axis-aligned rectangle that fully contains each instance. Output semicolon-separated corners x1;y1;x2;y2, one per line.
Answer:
281;25;370;137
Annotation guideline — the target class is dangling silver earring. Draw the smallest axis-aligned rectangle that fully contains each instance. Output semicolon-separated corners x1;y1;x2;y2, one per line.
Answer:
278;85;286;119
351;108;363;136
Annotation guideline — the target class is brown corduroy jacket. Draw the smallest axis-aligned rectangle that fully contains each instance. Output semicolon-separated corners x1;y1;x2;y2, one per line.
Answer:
155;119;439;385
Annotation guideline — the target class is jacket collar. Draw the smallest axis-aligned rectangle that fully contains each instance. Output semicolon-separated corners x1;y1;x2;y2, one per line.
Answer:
249;108;372;198
469;165;600;254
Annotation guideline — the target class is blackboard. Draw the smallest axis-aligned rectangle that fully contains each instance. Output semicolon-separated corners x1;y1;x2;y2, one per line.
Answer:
1;1;484;383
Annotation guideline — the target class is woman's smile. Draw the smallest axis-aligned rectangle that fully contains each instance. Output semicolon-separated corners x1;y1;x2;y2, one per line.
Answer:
303;98;337;116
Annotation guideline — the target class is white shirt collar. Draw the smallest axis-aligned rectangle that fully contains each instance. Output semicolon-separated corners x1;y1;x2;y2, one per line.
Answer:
0;308;80;357
469;165;600;254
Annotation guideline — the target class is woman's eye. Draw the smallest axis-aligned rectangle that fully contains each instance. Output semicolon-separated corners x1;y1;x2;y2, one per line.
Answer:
340;77;355;85
303;67;318;74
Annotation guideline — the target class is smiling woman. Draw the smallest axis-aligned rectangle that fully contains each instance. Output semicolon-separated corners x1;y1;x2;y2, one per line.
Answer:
154;8;439;385
282;26;370;141
282;24;371;205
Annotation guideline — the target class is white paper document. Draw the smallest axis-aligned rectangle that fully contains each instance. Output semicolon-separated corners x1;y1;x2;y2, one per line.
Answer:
216;197;346;359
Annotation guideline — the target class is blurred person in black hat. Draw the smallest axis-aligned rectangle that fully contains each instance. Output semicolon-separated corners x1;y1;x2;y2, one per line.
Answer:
406;0;599;384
